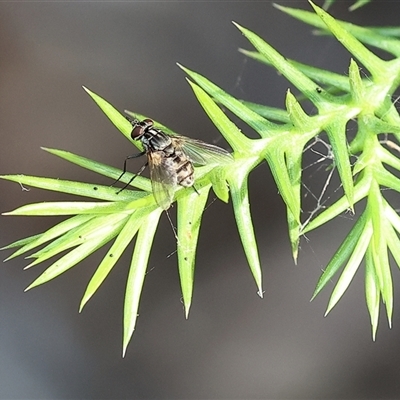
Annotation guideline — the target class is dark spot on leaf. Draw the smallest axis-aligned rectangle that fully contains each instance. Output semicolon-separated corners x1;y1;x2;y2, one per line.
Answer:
93;186;98;190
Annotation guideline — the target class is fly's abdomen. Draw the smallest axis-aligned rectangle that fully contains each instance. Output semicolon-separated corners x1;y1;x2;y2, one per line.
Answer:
174;152;194;187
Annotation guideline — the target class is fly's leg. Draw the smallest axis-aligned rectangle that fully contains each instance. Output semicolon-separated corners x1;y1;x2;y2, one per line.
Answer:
111;151;145;186
116;161;148;194
112;151;146;192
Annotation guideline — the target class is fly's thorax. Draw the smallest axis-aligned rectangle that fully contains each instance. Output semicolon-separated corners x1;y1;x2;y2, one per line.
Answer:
142;129;172;152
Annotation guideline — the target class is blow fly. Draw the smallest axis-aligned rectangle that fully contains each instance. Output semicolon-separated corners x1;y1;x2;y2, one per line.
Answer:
117;118;233;210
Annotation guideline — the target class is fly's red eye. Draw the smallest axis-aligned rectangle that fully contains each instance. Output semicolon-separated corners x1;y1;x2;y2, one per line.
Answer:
131;125;144;139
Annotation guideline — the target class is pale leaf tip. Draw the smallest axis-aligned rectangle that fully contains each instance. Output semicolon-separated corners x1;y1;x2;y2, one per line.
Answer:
184;308;190;320
324;302;334;316
23;262;35;270
24;284;33;292
122;340;131;358
348;3;360;11
231;21;241;29
79;298;88;313
272;3;284;11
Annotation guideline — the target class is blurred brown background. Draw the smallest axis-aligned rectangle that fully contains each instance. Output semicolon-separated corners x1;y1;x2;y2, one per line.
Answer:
1;1;400;398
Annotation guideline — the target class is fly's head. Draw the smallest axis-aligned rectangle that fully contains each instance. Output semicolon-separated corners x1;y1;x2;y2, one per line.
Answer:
130;118;154;142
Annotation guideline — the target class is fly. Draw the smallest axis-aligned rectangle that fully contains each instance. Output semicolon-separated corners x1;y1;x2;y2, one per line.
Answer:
116;118;233;210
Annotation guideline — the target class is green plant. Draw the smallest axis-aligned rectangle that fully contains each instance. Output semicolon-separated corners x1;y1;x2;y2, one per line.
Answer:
2;1;399;353
323;0;371;11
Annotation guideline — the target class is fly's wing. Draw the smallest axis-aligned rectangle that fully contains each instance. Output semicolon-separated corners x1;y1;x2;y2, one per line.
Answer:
171;136;233;166
147;151;178;210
